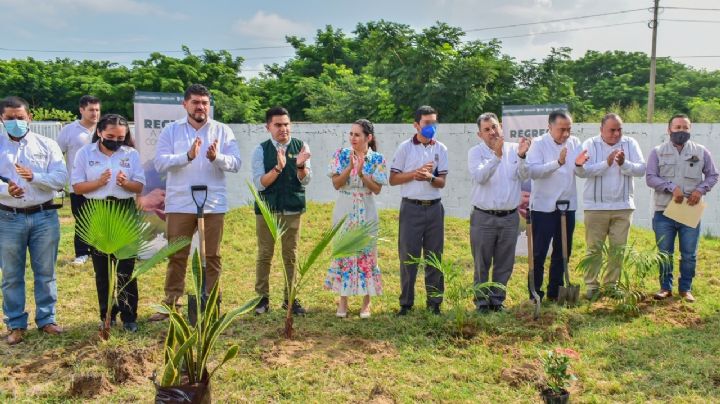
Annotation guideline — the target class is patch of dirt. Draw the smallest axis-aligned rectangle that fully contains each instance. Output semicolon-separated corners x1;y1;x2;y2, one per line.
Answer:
500;362;543;388
367;384;396;404
647;303;705;328
103;347;157;383
68;373;115;398
543;323;572;342
260;335;397;368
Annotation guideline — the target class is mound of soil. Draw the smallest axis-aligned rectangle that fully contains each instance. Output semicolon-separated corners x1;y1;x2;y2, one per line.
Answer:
68;373;115;398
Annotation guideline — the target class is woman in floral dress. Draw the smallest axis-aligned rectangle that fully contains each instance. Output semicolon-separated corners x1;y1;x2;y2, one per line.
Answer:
325;119;387;318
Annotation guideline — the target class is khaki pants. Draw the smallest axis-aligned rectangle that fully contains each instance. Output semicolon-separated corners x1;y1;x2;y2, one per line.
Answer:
163;213;225;305
583;209;632;291
255;214;301;299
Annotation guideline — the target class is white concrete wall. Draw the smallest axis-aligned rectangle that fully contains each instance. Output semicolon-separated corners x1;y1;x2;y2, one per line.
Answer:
225;123;720;236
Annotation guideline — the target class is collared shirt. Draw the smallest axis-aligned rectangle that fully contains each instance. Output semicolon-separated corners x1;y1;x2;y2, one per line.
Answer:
71;142;146;200
468;141;529;210
575;135;646;210
251;138;313;214
0;131;67;208
154;117;241;214
56;120;93;185
527;133;582;212
390;135;449;200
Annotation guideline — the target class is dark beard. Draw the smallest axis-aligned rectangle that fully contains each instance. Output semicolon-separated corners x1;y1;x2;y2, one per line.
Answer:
189;112;207;124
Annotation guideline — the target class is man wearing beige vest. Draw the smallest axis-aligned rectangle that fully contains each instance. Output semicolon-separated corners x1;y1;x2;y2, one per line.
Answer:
646;114;718;302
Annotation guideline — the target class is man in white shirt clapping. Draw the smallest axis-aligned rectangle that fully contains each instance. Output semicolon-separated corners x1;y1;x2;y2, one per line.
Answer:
467;112;530;312
575;113;646;299
149;84;241;321
526;110;582;302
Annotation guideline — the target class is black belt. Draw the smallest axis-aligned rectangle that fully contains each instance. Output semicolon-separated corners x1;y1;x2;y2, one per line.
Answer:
474;207;517;217
104;196;133;202
0;200;60;214
403;198;441;206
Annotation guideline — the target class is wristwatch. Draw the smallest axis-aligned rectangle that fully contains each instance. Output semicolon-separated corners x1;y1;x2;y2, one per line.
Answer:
429;176;436;183
273;166;282;173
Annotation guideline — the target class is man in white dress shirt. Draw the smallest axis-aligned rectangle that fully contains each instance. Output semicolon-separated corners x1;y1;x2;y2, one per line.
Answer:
467;112;530;312
526;110;582;302
0;96;68;344
57;95;100;266
575;113;646;299
149;84;241;321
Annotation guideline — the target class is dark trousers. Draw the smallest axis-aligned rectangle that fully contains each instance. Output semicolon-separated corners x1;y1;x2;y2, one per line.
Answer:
470;209;519;307
90;198;138;323
92;253;138;323
530;210;575;300
398;199;445;308
70;193;91;257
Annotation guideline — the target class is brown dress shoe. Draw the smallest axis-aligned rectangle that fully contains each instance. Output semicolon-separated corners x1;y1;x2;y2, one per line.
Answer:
653;290;672;300
679;291;696;303
148;312;170;322
40;323;64;335
6;329;25;345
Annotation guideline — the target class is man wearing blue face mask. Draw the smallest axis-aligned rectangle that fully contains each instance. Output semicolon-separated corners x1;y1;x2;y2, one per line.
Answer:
646;113;718;303
0;96;68;344
390;105;448;316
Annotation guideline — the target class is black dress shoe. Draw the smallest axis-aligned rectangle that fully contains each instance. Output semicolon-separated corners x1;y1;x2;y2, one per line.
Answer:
490;304;505;312
282;299;306;315
123;322;138;332
254;296;270;315
396;306;412;316
476;306;491;314
427;304;441;315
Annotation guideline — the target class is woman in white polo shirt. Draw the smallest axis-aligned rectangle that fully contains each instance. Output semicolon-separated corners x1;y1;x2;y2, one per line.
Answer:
71;114;145;332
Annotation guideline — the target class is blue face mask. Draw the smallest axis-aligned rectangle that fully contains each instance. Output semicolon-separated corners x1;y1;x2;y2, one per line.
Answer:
420;123;437;139
3;119;29;138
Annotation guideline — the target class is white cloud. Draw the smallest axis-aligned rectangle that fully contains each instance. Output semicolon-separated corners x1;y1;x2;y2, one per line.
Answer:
232;11;313;41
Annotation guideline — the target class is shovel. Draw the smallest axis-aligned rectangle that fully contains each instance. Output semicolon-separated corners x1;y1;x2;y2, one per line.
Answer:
187;185;208;326
556;199;579;307
526;212;541;319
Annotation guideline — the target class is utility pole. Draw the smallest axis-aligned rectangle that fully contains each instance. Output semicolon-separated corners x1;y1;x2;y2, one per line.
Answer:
647;0;660;123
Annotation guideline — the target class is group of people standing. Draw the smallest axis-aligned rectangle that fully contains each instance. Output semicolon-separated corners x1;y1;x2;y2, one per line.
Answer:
0;84;717;346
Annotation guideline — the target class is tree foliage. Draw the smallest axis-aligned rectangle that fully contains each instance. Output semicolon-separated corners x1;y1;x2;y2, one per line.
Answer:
1;20;719;123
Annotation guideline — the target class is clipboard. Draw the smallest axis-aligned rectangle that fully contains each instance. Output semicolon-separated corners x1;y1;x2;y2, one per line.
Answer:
663;199;706;228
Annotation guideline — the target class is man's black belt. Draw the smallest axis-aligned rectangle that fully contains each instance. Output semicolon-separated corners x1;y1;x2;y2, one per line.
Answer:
0;200;60;214
403;198;441;206
474;207;517;217
104;196;133;202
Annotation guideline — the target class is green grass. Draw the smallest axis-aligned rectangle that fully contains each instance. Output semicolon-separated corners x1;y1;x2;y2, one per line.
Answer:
1;203;720;403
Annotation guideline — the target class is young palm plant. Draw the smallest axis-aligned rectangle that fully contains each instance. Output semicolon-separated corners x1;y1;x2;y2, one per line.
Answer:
154;250;259;402
577;241;670;316
76;199;189;339
406;252;503;337
250;183;375;339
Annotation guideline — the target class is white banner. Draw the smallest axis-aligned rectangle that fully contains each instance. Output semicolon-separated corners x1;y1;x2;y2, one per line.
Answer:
502;104;568;139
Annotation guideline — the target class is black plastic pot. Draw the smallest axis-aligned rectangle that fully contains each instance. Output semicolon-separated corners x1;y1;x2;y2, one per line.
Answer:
155;377;211;404
541;388;569;404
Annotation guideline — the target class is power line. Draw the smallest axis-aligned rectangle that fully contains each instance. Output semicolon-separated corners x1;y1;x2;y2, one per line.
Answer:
660;18;720;23
478;20;646;41
466;8;647;32
662;6;720;11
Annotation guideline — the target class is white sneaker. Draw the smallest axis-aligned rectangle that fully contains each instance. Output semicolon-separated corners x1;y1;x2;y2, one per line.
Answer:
72;255;89;265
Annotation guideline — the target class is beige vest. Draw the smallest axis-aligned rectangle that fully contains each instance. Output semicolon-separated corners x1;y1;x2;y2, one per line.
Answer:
653;140;706;210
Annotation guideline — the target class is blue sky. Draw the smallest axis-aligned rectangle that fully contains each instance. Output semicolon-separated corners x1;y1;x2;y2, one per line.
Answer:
1;0;718;77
